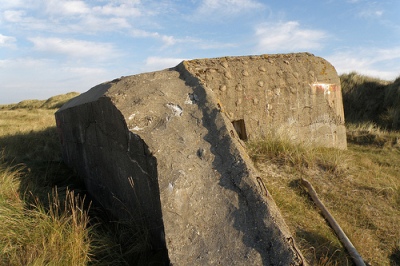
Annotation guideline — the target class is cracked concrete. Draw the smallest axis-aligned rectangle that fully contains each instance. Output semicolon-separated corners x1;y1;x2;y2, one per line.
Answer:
55;53;345;265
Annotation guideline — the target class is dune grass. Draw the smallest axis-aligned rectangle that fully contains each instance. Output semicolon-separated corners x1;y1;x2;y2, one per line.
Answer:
0;169;91;265
0;131;91;265
0;92;80;111
247;127;400;266
341;72;400;130
0;94;153;265
0;95;93;265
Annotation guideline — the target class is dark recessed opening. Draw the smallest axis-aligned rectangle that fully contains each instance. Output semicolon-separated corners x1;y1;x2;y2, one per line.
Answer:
232;119;248;141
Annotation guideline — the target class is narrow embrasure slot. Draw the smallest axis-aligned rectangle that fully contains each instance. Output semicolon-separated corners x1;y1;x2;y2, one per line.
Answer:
232;119;248;141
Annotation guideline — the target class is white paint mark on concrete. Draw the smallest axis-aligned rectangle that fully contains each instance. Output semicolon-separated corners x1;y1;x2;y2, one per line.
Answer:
168;182;174;193
128;113;136;120
130;126;143;131
167;103;183;116
185;93;199;104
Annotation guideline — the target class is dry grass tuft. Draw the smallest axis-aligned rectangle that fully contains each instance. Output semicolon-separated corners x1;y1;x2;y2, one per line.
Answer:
247;136;349;178
247;127;400;265
0;160;91;265
0;93;154;265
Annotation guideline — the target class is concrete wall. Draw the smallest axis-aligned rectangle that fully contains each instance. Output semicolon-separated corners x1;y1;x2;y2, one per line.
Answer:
56;53;345;265
181;53;346;149
55;88;165;249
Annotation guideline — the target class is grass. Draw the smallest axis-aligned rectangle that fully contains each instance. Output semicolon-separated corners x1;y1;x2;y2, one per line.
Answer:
341;72;400;129
0;94;153;265
0;92;80;111
247;127;400;265
0;95;94;265
245;72;400;265
0;172;91;265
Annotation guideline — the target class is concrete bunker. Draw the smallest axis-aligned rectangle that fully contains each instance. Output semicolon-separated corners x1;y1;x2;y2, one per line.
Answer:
56;53;346;265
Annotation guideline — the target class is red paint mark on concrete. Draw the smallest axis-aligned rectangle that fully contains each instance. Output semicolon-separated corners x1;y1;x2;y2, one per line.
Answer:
311;83;338;95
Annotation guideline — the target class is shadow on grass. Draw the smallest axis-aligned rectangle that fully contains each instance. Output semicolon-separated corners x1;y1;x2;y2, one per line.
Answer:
391;245;400;266
296;228;349;265
0;127;164;265
287;179;352;265
0;126;85;204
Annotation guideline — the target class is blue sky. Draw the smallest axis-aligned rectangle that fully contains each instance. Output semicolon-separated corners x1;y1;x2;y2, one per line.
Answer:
1;0;399;104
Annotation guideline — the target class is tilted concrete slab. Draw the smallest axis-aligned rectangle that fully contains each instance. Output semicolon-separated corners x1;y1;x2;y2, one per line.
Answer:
56;53;345;265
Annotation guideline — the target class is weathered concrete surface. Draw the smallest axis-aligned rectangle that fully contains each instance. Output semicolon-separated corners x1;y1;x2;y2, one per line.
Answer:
56;53;345;265
183;53;346;148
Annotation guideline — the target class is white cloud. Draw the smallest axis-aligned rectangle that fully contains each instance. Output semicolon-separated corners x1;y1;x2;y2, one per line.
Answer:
45;0;90;15
347;0;385;19
3;10;26;22
0;57;117;103
326;47;400;80
0;58;60;73
161;35;176;46
131;29;237;51
0;33;16;47
2;9;61;32
0;1;144;34
29;37;118;60
93;3;142;17
43;0;143;20
0;0;26;9
78;15;131;32
0;58;59;103
358;7;384;18
62;66;108;76
255;21;327;53
196;40;236;50
143;56;185;72
132;29;177;47
195;0;264;16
